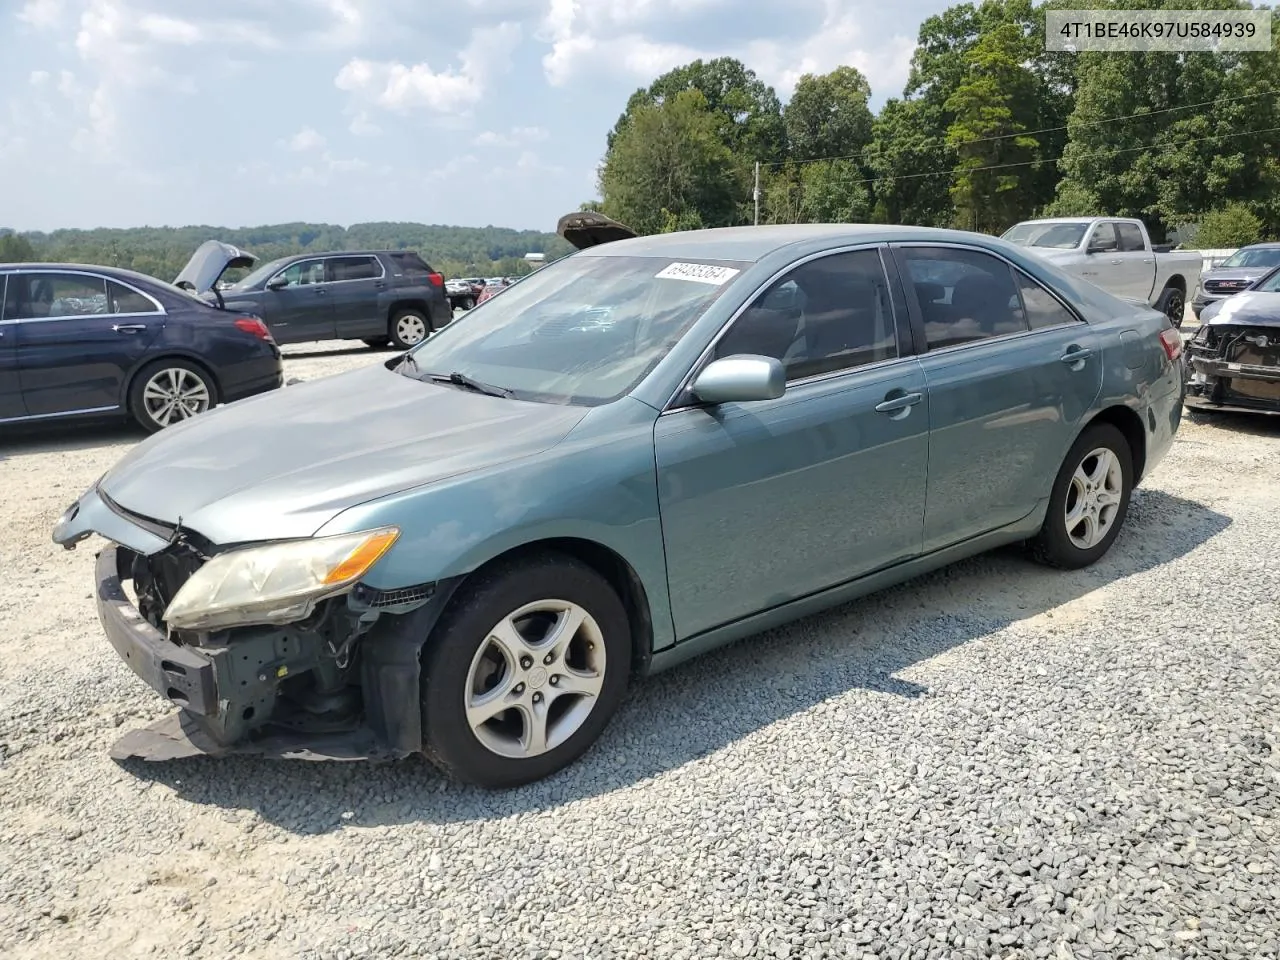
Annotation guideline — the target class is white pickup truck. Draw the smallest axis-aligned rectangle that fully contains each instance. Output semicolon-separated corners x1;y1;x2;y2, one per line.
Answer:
1001;217;1201;327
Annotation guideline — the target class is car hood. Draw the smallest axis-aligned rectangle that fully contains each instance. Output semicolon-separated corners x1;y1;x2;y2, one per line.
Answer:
174;240;257;294
556;211;637;249
1204;291;1280;327
93;363;589;546
1203;267;1272;284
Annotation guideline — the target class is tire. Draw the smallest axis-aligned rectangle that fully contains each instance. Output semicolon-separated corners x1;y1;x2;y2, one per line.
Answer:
461;297;475;311
1162;286;1185;328
1030;422;1133;570
389;308;430;350
420;552;631;788
363;337;391;349
128;359;219;434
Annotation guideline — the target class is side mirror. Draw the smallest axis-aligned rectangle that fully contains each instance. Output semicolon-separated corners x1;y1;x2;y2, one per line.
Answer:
266;276;288;291
690;355;785;404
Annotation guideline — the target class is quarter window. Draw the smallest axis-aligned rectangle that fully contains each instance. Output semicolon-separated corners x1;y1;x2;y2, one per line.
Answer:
107;280;159;314
4;273;109;320
275;259;326;287
713;249;898;381
899;247;1029;349
328;256;381;282
1015;271;1080;330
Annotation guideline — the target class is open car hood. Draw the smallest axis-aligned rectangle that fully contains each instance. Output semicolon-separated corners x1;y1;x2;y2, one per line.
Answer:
556;211;637;249
173;240;257;294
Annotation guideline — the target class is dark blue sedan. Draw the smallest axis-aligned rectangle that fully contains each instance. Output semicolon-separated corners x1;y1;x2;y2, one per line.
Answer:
1;259;283;433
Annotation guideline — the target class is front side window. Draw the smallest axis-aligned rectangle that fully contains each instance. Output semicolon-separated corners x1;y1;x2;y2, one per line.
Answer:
275;259;326;287
899;247;1029;349
1088;223;1119;252
5;273;109;320
328;256;381;282
713;249;898;381
396;254;745;405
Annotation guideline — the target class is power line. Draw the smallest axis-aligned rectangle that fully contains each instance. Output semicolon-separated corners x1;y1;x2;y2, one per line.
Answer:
762;89;1279;170
812;123;1280;189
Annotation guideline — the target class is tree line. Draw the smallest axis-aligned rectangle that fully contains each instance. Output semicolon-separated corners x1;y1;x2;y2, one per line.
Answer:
593;0;1280;247
0;222;576;281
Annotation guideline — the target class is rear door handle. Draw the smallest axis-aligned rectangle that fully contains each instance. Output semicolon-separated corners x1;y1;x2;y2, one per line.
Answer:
112;323;147;334
875;391;923;415
1061;347;1094;366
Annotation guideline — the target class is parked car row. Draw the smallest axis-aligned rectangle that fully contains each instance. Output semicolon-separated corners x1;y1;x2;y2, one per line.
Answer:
52;220;1186;788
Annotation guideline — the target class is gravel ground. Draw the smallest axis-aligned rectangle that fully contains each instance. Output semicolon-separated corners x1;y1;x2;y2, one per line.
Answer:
1;337;1278;960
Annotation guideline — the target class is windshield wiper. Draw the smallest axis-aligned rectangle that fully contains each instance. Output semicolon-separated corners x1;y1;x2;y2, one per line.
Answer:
427;371;513;398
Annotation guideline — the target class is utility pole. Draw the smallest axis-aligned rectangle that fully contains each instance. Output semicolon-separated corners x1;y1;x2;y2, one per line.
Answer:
753;161;760;226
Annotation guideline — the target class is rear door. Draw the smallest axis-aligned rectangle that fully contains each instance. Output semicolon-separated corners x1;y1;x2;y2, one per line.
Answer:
1114;221;1157;301
326;255;386;339
261;258;336;344
12;270;164;417
0;274;27;420
892;244;1101;552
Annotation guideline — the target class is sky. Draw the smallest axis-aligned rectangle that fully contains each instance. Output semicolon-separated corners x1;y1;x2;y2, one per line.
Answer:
0;0;954;234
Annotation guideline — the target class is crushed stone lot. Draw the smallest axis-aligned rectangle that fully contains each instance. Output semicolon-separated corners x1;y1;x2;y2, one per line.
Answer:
1;340;1278;960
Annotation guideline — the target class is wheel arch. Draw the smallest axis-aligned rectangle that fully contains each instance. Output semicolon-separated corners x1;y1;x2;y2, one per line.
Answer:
1082;404;1147;481
1162;274;1187;295
387;298;432;325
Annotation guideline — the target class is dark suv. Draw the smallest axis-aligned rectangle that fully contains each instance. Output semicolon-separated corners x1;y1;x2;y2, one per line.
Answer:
182;244;454;349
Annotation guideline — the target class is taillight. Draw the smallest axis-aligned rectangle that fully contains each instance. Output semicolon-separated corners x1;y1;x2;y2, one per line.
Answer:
234;316;273;341
1159;327;1182;362
427;272;444;288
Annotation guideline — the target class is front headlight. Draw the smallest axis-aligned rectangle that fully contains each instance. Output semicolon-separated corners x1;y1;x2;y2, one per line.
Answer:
164;527;400;632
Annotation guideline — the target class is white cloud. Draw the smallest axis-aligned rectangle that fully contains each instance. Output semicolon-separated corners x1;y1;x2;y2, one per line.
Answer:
349;112;382;137
18;0;64;28
473;125;549;147
335;22;522;115
29;70;51;86
283;126;327;152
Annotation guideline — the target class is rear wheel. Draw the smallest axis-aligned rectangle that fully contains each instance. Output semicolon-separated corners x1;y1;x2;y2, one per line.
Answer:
1163;286;1186;328
420;553;631;788
1030;423;1133;569
129;359;218;433
389;309;430;350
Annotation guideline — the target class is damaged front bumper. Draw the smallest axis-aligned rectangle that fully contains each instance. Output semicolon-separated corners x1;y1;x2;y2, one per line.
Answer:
1184;326;1280;415
58;486;455;763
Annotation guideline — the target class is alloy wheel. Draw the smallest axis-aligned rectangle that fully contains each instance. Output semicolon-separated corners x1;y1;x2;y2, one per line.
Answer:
1063;446;1124;549
142;367;212;427
396;314;428;346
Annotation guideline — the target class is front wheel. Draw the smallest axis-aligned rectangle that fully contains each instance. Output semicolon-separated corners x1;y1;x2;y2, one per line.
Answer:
389;309;430;350
129;359;219;433
1030;422;1133;569
420;553;631;788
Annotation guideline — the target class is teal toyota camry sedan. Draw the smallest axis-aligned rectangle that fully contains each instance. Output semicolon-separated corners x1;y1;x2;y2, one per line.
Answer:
53;224;1186;787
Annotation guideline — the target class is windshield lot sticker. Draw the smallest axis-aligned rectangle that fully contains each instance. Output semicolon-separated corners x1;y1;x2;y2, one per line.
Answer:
655;262;740;285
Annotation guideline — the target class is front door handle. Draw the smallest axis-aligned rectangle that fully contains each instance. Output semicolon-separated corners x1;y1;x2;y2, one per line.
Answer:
112;323;147;334
875;391;923;417
1061;347;1094;366
1109;259;1123;265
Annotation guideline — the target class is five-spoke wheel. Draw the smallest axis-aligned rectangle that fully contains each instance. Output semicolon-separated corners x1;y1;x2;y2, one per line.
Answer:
1031;422;1133;569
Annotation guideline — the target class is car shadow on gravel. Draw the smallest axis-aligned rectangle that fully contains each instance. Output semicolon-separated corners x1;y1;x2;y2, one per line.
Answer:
1185;409;1280;438
124;487;1230;833
0;421;141;458
282;344;392;360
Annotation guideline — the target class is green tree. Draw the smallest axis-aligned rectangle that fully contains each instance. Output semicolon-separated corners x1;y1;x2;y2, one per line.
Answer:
1193;203;1264;247
0;233;37;262
784;66;875;161
944;22;1042;232
866;98;954;225
598;89;742;235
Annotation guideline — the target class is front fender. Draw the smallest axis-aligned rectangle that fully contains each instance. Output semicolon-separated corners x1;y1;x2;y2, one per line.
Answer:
315;398;676;652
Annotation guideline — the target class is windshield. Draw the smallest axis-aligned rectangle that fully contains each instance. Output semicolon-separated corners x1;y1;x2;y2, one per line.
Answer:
1001;223;1088;249
229;257;291;290
397;254;745;405
1220;247;1280;269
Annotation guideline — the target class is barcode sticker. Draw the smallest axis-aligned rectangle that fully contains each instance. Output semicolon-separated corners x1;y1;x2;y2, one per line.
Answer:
655;262;740;285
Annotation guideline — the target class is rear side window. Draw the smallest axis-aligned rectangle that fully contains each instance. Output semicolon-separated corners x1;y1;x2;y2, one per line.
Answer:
388;252;434;276
1014;271;1080;330
107;280;160;314
4;272;109;319
899;247;1029;349
1116;222;1145;252
327;256;381;282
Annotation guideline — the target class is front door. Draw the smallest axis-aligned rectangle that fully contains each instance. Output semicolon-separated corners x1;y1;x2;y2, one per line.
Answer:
893;244;1102;552
262;258;336;344
11;271;162;417
1079;221;1127;295
655;247;930;640
326;255;387;339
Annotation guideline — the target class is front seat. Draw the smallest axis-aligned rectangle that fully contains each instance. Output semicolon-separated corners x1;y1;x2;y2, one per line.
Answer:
715;303;801;365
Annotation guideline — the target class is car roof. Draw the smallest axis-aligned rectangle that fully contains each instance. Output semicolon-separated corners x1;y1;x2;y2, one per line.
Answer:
579;223;1020;263
0;262;169;287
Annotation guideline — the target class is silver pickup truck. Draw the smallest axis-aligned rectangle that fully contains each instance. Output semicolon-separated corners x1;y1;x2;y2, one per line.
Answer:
1002;217;1202;327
